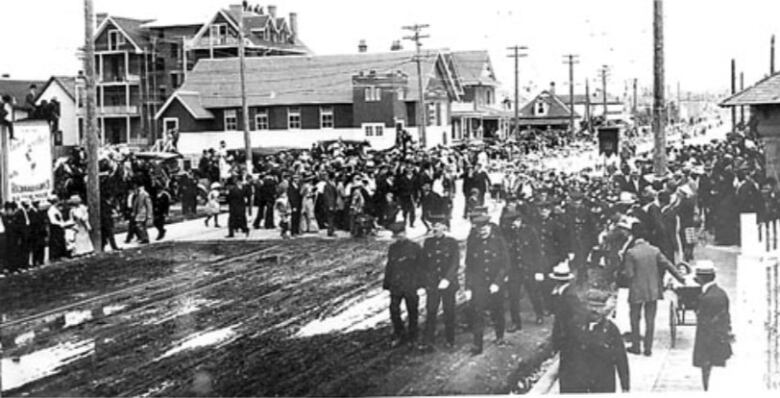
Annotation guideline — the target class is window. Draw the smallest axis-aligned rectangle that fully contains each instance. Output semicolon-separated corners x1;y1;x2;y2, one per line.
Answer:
397;88;405;101
364;86;381;102
210;24;228;45
436;103;442;126
108;30;125;51
535;101;547;116
363;123;384;137
257;28;267;41
320;107;334;129
224;109;238;131
288;107;301;129
163;117;179;133
255;110;269;130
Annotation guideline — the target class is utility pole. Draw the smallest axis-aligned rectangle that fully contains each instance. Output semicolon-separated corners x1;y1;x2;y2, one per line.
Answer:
562;54;580;135
769;35;775;75
740;71;745;126
238;3;252;173
731;59;737;132
600;65;609;118
652;0;666;176
585;79;592;132
403;24;430;147
507;45;528;139
632;78;638;115
83;0;102;252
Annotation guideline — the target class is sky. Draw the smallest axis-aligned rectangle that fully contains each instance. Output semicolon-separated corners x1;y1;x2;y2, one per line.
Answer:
2;0;778;99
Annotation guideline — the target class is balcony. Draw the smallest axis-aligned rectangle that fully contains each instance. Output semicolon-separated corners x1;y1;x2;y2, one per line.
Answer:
99;74;141;85
79;106;140;116
451;102;477;113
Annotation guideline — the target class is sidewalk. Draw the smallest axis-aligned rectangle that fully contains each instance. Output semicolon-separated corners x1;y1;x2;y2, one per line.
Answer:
544;243;739;393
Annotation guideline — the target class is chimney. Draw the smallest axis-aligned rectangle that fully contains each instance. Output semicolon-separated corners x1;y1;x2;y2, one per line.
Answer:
96;12;108;26
358;39;367;53
549;82;556;95
268;5;277;19
289;12;298;41
229;4;243;15
390;40;402;51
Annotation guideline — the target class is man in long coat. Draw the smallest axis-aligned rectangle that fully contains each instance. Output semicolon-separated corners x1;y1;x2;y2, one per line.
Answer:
465;214;510;355
421;215;460;348
692;260;732;391
226;178;250;238
384;222;424;346
623;230;685;356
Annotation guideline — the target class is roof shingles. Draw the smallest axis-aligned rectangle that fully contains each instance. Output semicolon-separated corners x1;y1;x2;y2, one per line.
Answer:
721;72;780;106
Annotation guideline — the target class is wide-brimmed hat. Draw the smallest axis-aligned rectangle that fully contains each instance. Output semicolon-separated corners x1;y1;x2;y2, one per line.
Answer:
67;195;82;205
549;261;575;281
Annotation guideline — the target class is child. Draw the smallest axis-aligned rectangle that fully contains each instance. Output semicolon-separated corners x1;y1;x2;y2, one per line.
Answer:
204;182;221;227
275;191;291;239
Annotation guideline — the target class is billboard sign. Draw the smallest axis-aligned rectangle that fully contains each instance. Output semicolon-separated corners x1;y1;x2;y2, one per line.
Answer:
5;121;52;202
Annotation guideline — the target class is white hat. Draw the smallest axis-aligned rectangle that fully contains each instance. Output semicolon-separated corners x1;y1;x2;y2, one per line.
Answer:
617;216;640;231
210;182;222;190
549;261;574;281
695;260;716;276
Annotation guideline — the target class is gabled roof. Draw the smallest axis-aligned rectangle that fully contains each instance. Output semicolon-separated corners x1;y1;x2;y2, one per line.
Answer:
95;16;152;51
156;50;459;118
0;79;47;104
155;91;214;120
451;50;498;86
37;76;78;102
517;90;578;119
190;8;309;54
720;72;780;107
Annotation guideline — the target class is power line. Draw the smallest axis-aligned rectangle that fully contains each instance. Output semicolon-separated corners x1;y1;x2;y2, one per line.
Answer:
403;23;430;147
507;45;528;138
562;54;580;134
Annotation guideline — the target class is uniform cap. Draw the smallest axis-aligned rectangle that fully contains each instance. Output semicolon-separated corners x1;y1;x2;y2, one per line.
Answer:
471;214;491;226
428;214;448;225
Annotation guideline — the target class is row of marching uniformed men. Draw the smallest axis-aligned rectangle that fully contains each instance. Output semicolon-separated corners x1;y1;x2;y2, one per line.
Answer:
382;202;631;393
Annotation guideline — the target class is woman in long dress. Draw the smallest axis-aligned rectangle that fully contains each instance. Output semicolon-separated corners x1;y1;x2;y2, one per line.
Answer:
47;195;73;261
204;182;222;227
68;195;94;257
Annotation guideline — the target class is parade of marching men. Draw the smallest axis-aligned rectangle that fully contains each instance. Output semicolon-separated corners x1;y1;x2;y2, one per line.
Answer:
2;0;780;396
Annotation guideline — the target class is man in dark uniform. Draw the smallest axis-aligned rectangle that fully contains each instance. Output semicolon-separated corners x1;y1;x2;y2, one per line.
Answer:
465;214;510;355
421;214;460;349
419;181;443;232
559;290;630;393
508;213;544;326
395;168;418;228
383;222;424;347
692;261;732;391
537;200;567;315
563;190;599;282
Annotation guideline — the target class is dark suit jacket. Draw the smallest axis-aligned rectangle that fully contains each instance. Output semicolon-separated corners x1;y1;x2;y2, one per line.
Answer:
287;183;303;209
322;182;339;211
693;284;732;367
623;239;683;303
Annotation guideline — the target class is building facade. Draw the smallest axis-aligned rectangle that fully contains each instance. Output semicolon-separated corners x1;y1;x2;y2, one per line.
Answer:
80;4;309;147
155;50;463;154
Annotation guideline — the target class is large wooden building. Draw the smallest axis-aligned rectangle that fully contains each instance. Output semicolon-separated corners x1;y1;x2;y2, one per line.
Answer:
155;50;465;153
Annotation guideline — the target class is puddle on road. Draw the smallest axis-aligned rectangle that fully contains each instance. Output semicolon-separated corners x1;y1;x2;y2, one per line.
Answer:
296;289;395;337
102;304;128;316
1;339;95;392
156;325;240;360
64;310;94;328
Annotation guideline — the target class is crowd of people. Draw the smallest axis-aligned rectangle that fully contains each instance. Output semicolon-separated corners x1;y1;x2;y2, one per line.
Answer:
380;122;756;393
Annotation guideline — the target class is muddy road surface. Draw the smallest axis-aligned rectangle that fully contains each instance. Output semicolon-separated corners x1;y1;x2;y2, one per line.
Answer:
1;237;551;396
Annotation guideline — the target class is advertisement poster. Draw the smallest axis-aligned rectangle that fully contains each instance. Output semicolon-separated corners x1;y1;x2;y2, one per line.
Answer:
6;121;52;202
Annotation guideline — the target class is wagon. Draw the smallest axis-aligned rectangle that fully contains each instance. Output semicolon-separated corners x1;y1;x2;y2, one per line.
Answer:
667;262;701;348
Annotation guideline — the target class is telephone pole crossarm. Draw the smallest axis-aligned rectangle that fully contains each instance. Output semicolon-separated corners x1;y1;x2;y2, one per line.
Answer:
403;24;431;147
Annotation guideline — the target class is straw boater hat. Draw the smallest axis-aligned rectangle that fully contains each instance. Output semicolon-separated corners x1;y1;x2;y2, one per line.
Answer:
210;182;222;190
694;260;716;277
549;261;575;281
67;195;82;205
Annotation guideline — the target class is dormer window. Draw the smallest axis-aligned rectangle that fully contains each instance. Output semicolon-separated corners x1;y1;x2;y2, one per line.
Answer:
210;24;228;45
108;30;125;51
535;100;547;116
